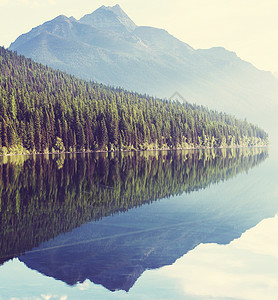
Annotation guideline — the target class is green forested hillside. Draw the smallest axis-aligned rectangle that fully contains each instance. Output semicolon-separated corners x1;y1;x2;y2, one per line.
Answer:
0;47;268;154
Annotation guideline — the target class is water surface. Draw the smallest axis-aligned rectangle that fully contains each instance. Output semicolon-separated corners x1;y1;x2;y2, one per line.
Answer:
0;148;277;299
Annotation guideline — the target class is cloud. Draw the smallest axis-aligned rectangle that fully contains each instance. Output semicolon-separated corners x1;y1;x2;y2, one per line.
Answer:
41;295;52;300
41;295;67;300
77;280;91;291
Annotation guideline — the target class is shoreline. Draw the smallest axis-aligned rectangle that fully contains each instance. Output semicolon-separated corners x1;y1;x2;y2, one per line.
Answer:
0;144;269;158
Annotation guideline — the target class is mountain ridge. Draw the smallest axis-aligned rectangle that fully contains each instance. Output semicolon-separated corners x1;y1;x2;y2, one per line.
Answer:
9;4;278;134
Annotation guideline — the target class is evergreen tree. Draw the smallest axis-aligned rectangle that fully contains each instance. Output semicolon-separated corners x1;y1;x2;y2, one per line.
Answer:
1;120;8;147
98;118;108;150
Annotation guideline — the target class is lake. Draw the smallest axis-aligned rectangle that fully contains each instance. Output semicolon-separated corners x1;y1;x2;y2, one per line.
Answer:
0;147;278;300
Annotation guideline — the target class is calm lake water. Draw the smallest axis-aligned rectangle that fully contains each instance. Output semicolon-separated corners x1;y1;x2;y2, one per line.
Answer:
1;148;278;300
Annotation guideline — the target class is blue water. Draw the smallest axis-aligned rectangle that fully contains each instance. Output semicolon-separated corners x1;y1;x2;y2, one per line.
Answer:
1;148;278;300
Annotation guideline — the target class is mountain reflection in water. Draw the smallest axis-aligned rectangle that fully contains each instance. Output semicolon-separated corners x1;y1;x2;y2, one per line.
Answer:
0;148;269;292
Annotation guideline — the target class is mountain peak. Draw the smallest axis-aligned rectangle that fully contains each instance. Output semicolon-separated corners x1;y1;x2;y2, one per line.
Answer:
99;4;123;13
105;4;125;15
79;4;137;33
53;15;70;22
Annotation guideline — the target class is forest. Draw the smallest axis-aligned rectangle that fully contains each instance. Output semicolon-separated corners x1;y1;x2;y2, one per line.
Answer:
0;148;268;264
0;47;269;154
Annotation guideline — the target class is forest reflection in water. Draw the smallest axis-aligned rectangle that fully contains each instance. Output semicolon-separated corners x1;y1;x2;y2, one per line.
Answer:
0;148;268;279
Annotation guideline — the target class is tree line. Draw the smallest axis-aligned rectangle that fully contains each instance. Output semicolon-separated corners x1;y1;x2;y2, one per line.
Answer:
0;47;268;154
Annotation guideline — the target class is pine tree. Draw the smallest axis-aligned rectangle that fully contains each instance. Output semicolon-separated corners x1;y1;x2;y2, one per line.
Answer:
26;121;35;151
1;120;8;147
98;118;108;150
34;110;42;152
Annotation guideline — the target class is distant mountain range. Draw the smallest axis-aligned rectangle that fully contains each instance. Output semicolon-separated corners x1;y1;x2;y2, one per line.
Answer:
9;4;278;132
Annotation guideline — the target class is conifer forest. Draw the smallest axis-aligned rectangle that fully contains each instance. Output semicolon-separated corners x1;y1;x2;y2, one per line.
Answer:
0;47;268;155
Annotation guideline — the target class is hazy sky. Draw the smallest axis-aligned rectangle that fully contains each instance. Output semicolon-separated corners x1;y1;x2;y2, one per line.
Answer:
0;0;277;73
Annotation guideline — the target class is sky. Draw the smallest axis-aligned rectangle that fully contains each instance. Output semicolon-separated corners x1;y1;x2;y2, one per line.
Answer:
0;0;277;73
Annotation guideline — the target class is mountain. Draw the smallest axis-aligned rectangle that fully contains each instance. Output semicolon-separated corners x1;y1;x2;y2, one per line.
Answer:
9;5;278;133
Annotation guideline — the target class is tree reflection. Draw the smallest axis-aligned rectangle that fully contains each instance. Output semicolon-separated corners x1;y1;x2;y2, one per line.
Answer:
0;148;268;264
